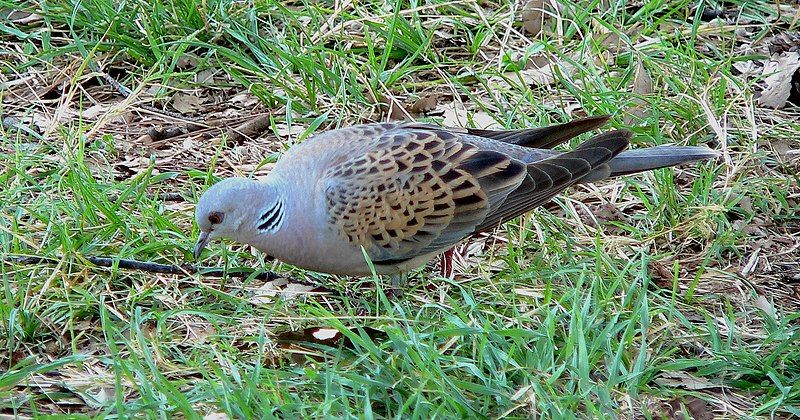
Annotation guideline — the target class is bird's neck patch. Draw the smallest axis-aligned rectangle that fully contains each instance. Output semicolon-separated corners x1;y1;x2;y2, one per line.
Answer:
257;198;285;233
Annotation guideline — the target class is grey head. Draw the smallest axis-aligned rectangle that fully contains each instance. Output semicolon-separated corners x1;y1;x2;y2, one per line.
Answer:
193;177;286;260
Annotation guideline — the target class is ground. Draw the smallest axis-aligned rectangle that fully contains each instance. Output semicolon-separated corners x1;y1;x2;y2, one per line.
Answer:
1;0;799;418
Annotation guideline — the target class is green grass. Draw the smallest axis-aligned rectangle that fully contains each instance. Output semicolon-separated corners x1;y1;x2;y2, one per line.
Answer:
2;0;799;417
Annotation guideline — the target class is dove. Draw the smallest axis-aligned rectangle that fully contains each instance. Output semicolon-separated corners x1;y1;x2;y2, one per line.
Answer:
192;116;717;284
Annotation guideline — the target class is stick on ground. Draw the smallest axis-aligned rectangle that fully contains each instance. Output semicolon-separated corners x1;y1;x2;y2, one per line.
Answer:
4;255;291;283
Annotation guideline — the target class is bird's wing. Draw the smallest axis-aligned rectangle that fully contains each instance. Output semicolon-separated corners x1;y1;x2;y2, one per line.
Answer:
461;115;610;149
320;124;631;264
320;124;527;263
474;130;632;232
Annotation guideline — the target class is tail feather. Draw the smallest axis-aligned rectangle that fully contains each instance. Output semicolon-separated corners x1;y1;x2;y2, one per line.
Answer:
583;145;718;182
467;115;611;149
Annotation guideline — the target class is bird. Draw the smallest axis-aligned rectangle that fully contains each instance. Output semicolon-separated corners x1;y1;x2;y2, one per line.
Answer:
192;115;717;287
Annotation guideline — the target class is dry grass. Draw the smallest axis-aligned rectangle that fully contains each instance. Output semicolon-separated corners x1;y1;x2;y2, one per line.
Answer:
1;0;799;417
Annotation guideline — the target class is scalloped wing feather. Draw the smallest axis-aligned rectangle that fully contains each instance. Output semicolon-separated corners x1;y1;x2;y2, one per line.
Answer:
320;123;631;264
322;125;527;262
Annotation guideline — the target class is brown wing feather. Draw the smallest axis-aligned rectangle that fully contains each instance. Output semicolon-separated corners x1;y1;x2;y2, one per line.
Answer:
322;125;527;262
475;130;632;232
465;115;610;149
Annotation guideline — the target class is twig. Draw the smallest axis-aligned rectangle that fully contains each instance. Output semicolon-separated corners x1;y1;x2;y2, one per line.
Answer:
4;255;296;283
94;65;275;145
224;114;272;144
147;123;207;142
97;70;205;122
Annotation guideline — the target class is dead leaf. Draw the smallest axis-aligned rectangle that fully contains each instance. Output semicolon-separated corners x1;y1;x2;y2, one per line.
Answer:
527;54;550;70
649;260;674;288
521;0;548;38
515;65;556;86
624;61;653;125
440;101;499;128
4;9;43;24
196;68;216;84
274;123;304;138
684;396;714;420
380;95;409;121
274;326;386;349
596;31;622;53
664;396;714;420
732;59;760;77
596;203;628;224
753;294;778;321
632;61;653;95
772;139;791;158
737;195;753;214
184;322;216;344
171;92;206;114
81;104;108;119
176;54;200;70
758;53;800;109
249;278;328;304
654;371;719;390
230;92;260;107
732;219;767;237
409;94;438;115
770;32;800;55
66;385;116;409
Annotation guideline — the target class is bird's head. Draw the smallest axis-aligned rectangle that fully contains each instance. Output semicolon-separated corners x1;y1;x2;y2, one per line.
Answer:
192;177;285;260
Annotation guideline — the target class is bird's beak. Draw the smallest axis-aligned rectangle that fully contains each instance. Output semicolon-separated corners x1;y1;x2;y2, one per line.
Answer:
193;231;211;261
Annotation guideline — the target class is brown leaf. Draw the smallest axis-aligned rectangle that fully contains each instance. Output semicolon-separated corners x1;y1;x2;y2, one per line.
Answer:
649;260;674;289
274;326;386;349
737;196;753;214
596;203;628;224
176;53;200;70
758;53;800;109
654;371;719;390
229;92;261;107
249;277;330;304
624;61;653;125
632;61;653;95
521;0;547;38
596;32;622;53
772;139;791;158
684;396;714;420
171;92;206;114
196;68;216;84
409;94;438;115
440;102;498;128
512;64;557;86
379;95;409;121
769;32;800;55
753;294;778;321
664;396;714;420
4;9;43;24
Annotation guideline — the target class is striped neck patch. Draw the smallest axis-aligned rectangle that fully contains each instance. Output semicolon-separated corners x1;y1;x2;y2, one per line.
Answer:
257;198;285;233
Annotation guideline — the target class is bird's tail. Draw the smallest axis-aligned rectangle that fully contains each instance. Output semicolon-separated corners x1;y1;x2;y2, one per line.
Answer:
583;145;718;182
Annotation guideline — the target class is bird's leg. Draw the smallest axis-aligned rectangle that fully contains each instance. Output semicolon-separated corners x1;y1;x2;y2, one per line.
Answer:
440;247;455;278
388;273;407;298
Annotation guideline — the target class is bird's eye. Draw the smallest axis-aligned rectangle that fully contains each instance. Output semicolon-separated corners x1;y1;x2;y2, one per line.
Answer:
208;212;224;225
